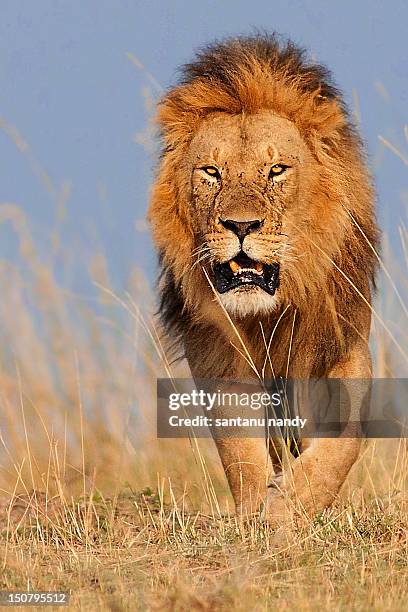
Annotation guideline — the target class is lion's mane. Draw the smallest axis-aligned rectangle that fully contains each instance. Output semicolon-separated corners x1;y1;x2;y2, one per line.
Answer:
148;33;379;374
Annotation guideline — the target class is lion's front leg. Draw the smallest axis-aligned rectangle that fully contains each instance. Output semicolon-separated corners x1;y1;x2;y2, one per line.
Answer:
263;437;361;525
213;436;273;518
263;342;370;526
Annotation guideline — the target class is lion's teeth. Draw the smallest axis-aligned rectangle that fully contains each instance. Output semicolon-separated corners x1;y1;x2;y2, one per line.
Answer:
229;260;264;276
237;267;262;275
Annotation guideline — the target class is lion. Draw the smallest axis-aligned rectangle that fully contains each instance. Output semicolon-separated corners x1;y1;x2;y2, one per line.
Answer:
148;34;379;525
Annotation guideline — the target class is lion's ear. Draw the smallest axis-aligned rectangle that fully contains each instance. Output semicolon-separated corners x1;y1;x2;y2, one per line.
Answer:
306;97;348;163
156;96;193;149
156;80;240;148
311;93;347;138
156;82;204;148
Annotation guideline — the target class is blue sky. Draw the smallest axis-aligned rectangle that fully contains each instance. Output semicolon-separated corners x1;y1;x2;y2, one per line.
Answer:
0;0;407;292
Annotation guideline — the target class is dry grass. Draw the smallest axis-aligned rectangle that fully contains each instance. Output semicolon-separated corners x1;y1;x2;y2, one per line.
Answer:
0;118;407;610
0;444;407;610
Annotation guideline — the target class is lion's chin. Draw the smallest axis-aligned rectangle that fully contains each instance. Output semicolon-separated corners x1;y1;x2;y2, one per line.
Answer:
218;286;280;318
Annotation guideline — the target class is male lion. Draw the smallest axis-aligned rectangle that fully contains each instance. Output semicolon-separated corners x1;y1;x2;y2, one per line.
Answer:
149;34;379;525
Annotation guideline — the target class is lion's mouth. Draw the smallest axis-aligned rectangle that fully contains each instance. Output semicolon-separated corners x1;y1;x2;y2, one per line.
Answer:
213;252;280;295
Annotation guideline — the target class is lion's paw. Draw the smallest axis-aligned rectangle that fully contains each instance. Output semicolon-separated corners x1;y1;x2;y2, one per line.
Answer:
260;486;292;526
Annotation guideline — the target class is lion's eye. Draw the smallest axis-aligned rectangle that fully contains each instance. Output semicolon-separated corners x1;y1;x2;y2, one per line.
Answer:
268;164;289;179
201;166;221;179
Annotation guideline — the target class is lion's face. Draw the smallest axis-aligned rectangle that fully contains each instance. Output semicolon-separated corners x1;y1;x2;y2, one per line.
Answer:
187;110;316;317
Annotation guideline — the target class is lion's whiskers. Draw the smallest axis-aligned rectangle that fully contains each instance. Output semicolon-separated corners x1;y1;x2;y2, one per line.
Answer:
191;243;210;258
281;249;300;264
191;251;213;271
190;242;213;270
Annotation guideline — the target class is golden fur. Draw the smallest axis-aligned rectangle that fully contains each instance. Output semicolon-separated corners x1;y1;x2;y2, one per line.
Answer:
148;34;379;524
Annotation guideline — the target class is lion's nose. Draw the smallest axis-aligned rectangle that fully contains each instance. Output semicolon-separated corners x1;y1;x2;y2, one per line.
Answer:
220;218;264;242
